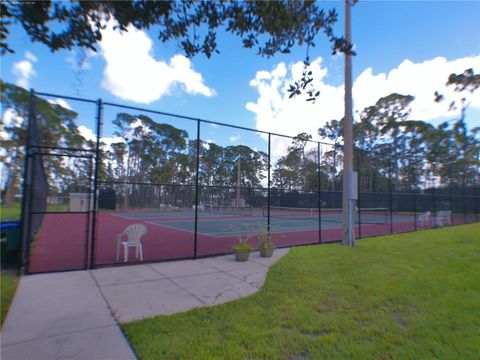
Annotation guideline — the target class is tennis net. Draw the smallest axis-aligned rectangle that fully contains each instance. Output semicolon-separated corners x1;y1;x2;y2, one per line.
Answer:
203;204;253;216
263;206;388;224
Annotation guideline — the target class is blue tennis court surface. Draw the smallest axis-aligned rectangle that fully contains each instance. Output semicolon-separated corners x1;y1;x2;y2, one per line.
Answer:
114;210;258;220
147;217;336;237
114;209;412;221
114;210;239;219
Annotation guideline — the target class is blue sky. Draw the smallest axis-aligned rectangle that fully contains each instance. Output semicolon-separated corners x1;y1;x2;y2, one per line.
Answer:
2;1;480;157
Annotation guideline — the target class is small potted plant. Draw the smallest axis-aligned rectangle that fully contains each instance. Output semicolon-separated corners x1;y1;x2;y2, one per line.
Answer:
257;229;275;257
233;237;253;261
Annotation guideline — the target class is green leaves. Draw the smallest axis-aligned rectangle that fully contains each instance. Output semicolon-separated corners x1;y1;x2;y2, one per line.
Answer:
272;132;318;191
1;81;90;202
2;1;348;59
447;68;480;93
107;114;268;188
287;65;320;102
316;86;479;192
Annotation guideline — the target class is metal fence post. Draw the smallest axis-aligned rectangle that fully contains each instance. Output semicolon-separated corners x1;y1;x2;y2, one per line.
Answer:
85;153;94;268
413;160;417;231
317;142;322;243
19;89;35;273
267;133;271;233
194;120;201;258
356;148;362;239
432;178;437;227
388;157;393;234
89;99;103;269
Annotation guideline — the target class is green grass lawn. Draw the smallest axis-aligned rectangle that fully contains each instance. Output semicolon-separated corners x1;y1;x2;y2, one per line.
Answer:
1;203;68;221
1;272;19;326
1;204;22;326
1;203;22;221
123;223;480;359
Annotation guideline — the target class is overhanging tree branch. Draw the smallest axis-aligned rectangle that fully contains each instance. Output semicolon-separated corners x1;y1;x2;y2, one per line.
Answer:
1;0;351;58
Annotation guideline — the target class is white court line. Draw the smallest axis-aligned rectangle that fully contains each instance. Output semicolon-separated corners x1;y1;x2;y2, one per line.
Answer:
109;212;194;220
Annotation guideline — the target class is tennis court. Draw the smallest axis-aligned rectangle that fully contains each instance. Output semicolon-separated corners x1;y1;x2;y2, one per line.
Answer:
128;206;413;237
25;206;436;273
20;90;480;274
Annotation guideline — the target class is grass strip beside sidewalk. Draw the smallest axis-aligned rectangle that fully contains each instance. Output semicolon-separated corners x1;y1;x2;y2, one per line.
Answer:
1;273;20;326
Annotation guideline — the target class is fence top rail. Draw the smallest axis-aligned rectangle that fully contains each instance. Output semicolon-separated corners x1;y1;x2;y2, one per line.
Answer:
29;145;97;153
35;91;99;104
32;89;335;147
31;152;94;159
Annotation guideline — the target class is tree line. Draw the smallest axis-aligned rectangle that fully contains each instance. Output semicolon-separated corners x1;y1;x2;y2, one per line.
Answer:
1;70;479;208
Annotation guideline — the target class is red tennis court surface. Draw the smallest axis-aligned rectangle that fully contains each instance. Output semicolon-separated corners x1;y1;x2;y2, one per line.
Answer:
26;211;477;273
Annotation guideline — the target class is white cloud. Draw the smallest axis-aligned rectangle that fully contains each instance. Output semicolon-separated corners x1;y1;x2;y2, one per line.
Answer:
1;109;23;140
25;51;38;62
77;125;123;147
246;57;343;161
210;123;219;128
1;110;24;177
1;108;22;128
77;126;97;142
78;117;168;152
11;52;38;89
247;55;480;161
229;134;241;142
353;56;480;120
201;139;214;149
48;98;73;110
99;21;215;103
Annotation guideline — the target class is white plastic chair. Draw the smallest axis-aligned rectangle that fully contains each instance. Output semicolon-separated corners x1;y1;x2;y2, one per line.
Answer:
417;211;431;227
116;224;147;262
433;210;452;227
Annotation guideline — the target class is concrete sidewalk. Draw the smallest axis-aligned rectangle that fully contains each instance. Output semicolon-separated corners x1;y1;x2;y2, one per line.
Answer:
1;249;288;360
1;271;136;360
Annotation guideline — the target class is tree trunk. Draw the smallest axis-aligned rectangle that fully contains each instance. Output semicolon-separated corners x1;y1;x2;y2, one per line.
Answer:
4;171;18;207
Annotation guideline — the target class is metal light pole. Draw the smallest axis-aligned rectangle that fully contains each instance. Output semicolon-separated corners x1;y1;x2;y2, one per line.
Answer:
342;0;356;247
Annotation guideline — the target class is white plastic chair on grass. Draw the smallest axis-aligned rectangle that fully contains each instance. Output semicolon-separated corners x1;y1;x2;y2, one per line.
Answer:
116;224;147;262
